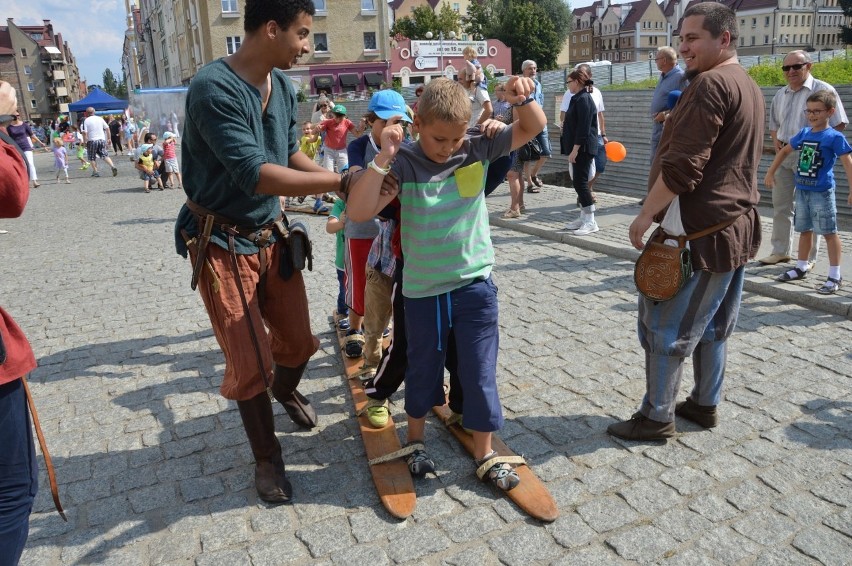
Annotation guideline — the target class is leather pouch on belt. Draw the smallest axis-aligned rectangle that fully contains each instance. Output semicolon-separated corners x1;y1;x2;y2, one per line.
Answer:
288;219;313;272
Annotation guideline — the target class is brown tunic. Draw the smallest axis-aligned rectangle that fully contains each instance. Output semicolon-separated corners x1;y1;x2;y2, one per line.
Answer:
650;63;764;273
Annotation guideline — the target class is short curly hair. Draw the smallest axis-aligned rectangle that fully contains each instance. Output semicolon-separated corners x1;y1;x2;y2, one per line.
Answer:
244;0;315;33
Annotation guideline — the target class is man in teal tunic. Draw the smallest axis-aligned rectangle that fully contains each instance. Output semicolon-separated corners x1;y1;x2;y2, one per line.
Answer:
175;0;343;504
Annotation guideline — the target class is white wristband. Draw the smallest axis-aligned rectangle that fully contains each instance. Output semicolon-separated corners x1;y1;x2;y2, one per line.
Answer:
368;158;391;176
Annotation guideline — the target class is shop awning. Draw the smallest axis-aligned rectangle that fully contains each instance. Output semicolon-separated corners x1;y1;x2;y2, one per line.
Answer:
363;72;384;87
313;75;334;89
339;73;360;87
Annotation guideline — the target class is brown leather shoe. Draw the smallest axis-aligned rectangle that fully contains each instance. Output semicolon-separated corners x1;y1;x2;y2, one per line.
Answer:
675;397;718;428
607;412;675;441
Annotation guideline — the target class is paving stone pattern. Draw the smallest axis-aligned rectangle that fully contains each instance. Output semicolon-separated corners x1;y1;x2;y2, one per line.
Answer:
2;152;850;565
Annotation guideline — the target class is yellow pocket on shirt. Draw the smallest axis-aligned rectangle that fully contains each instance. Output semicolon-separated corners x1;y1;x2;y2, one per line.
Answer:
455;161;485;198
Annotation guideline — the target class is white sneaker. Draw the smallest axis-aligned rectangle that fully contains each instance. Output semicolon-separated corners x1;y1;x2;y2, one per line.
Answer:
566;217;584;230
574;221;599;236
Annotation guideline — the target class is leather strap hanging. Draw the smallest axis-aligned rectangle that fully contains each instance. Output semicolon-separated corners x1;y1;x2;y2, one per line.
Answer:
22;375;67;521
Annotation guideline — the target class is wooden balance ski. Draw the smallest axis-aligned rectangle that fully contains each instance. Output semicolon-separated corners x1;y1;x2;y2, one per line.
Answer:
432;404;559;522
332;312;415;520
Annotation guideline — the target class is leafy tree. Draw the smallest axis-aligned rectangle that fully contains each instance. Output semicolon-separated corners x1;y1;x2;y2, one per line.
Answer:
102;68;121;97
841;0;852;44
462;0;502;40
463;0;571;71
494;1;561;71
390;4;461;40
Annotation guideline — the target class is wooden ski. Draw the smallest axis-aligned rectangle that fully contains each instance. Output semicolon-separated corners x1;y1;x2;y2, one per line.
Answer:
432;403;559;522
333;311;415;519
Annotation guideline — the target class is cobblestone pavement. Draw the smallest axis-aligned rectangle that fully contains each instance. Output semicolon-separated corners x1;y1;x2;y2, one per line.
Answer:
3;152;851;565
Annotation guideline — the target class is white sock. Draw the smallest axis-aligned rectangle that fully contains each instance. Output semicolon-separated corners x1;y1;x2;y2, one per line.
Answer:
828;266;841;280
796;260;810;272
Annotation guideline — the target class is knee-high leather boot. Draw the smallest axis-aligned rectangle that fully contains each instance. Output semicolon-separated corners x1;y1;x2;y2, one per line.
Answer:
237;391;292;503
270;361;317;429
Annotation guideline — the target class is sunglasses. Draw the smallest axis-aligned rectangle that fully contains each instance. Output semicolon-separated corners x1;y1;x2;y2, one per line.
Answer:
782;63;807;72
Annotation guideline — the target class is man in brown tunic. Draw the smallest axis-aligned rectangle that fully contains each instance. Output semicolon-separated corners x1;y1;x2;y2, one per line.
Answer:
608;2;763;441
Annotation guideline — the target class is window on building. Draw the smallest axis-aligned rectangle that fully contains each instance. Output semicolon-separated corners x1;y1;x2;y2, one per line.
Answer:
27;82;34;92
226;36;241;55
314;0;327;10
314;33;328;52
363;32;377;50
573;35;577;43
765;35;770;44
24;65;32;75
765;16;770;26
30;99;37;109
362;0;376;10
20;48;27;57
30;33;43;40
452;2;460;11
221;0;238;12
751;36;756;45
794;15;798;25
752;17;757;27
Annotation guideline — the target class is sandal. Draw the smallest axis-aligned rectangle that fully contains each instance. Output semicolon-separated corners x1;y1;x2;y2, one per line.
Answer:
337;316;350;331
532;175;543;187
501;209;521;219
526;185;540;194
344;329;364;358
817;277;842;295
404;442;435;476
475;450;523;492
776;267;808;282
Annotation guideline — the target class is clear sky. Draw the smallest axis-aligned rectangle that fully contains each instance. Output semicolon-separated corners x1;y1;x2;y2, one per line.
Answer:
7;0;128;87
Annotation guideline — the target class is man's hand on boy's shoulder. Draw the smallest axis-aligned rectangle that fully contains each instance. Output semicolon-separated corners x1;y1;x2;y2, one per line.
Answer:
477;119;508;139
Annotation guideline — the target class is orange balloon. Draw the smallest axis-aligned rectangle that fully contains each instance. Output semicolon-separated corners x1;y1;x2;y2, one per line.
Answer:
605;141;627;162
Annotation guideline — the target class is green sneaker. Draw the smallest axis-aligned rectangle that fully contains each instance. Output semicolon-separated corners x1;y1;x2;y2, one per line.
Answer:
364;398;389;429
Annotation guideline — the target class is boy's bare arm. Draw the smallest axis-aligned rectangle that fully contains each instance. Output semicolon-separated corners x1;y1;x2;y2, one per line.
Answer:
839;153;852;205
326;212;345;234
763;144;793;188
504;76;547;151
348;116;405;222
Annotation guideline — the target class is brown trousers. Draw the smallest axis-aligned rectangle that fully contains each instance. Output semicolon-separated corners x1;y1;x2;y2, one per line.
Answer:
191;241;319;401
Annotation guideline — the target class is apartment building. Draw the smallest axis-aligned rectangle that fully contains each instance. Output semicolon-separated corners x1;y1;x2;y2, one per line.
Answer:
296;0;392;95
564;2;604;67
594;0;670;63
665;0;850;55
0;18;82;123
130;0;393;95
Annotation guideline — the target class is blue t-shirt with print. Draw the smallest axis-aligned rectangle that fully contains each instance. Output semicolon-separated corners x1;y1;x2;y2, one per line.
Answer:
790;126;852;192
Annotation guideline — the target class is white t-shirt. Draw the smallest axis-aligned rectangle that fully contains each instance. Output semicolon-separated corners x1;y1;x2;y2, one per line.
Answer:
82;115;109;142
560;86;605;133
468;87;491;129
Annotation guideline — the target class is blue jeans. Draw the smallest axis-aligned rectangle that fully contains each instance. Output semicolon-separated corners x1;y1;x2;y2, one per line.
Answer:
794;187;837;235
637;266;745;422
0;378;37;566
335;269;348;317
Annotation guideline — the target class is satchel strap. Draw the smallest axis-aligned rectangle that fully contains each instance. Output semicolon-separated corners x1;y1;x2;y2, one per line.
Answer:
685;216;741;241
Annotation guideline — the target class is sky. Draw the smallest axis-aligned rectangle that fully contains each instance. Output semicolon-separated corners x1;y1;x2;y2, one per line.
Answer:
7;0;128;86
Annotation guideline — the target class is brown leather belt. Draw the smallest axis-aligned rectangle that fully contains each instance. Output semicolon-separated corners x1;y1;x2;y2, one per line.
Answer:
184;199;281;249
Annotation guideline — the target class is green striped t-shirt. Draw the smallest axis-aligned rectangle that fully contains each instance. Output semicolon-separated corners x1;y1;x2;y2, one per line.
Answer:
390;126;512;298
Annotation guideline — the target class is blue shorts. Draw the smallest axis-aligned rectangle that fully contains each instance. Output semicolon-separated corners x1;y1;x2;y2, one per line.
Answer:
402;277;503;432
594;135;607;174
794;187;837;235
534;128;552;158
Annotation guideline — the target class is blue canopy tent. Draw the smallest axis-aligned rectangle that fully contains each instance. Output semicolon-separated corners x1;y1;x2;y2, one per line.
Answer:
68;87;129;114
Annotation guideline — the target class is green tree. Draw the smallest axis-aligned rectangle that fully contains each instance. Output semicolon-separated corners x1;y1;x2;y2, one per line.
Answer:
462;0;502;40
494;1;561;71
841;0;852;44
390;4;461;40
102;68;120;97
